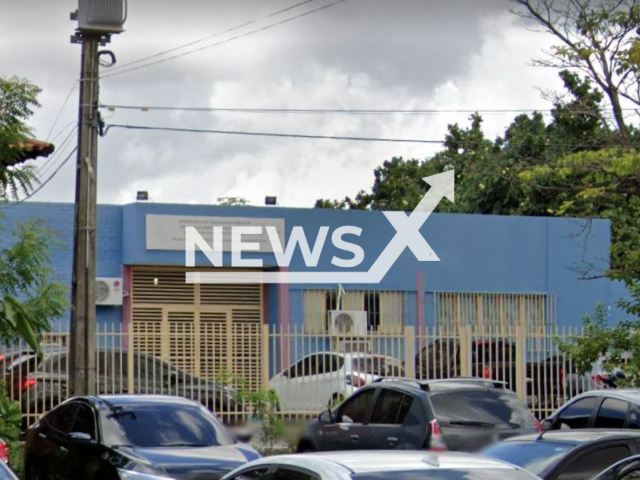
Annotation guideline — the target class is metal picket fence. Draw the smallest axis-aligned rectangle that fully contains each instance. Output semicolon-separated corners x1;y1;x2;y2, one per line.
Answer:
0;322;594;426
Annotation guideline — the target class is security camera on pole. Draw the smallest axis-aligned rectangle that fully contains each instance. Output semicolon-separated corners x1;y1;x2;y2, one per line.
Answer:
69;0;126;396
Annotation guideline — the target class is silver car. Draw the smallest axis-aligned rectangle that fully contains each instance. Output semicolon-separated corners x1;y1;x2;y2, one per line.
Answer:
221;451;541;480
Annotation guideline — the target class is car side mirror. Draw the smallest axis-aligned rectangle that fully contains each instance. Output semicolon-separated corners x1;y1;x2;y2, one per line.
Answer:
541;418;553;431
68;432;94;445
319;409;333;423
234;430;253;444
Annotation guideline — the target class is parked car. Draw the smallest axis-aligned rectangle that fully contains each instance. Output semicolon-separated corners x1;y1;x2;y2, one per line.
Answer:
415;340;569;408
482;430;640;479
221;450;540;480
594;454;640;480
24;395;259;480
21;349;239;418
0;437;8;465
270;352;404;411
542;389;640;431
297;377;540;453
0;462;18;480
415;339;517;386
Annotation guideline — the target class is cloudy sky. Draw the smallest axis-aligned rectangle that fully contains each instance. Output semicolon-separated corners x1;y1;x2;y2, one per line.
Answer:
2;0;562;207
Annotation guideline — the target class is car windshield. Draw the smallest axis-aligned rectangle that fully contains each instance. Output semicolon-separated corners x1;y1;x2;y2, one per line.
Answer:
353;357;404;376
352;469;537;479
481;441;575;476
430;389;537;429
100;404;233;448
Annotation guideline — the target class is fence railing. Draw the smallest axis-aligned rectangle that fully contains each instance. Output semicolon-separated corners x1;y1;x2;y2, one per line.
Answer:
1;322;593;426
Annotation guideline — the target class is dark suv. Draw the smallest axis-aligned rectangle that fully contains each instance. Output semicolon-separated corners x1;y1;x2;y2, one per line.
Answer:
297;377;540;453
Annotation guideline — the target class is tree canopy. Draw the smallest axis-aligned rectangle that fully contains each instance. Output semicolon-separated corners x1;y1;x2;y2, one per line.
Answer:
0;76;66;353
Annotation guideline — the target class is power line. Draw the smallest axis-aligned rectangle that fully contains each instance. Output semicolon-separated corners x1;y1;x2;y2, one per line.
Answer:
38;125;78;178
46;81;78;141
99;103;637;116
0;146;78;209
106;0;319;74
104;122;640;149
101;0;349;79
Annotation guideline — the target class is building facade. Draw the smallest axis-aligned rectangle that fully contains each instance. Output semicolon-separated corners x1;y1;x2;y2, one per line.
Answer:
1;201;627;334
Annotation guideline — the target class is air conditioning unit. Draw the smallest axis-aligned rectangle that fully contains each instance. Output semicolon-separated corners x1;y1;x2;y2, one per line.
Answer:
77;0;127;34
328;310;368;337
95;277;123;306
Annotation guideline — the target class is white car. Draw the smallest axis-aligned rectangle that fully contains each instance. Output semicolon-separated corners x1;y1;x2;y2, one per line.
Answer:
269;353;404;412
221;451;541;480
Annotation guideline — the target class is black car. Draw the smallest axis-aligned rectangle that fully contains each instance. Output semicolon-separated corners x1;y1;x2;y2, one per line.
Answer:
24;395;259;480
595;454;640;480
482;430;640;480
543;389;640;431
21;349;239;421
297;377;539;453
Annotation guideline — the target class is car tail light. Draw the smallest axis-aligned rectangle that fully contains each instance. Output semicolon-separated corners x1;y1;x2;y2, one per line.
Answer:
482;367;492;379
428;419;447;451
0;440;9;464
535;418;544;432
346;375;366;387
17;377;36;392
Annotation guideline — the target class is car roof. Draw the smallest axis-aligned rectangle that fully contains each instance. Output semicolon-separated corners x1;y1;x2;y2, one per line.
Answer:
241;451;524;475
90;394;201;408
500;429;640;445
571;389;640;404
373;377;509;393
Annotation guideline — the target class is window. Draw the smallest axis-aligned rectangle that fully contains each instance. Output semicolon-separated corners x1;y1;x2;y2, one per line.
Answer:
430;390;537;429
370;390;412;424
556;397;597;429
101;404;233;448
316;354;344;375
228;467;271;480
71;403;96;439
47;403;78;434
290;356;317;378
38;354;67;374
557;446;631;480
273;468;317;480
628;404;640;429
338;389;375;424
595;398;629;429
364;292;380;331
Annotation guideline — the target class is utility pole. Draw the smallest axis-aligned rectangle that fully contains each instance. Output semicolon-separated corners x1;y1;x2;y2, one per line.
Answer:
69;0;126;396
69;33;100;397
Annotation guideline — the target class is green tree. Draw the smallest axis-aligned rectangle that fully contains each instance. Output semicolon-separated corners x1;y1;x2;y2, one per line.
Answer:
0;76;66;353
0;76;40;199
512;0;640;144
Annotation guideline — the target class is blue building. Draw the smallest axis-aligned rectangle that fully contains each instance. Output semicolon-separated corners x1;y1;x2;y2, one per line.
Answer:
0;200;628;337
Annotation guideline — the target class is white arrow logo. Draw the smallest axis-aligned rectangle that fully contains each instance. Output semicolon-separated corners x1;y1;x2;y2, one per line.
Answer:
187;170;455;284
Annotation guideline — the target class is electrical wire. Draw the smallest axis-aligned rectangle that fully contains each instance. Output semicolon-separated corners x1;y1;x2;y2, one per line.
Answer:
101;0;349;79
0;146;78;209
45;81;78;141
106;0;319;74
37;125;78;178
99;103;638;116
104;123;640;149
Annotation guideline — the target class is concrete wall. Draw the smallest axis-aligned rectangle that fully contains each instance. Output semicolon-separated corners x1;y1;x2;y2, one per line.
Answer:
0;201;626;328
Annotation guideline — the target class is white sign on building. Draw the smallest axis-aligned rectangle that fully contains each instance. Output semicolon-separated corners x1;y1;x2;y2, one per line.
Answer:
146;214;286;252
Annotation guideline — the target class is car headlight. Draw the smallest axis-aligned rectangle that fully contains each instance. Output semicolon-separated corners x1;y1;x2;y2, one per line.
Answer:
117;468;176;480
